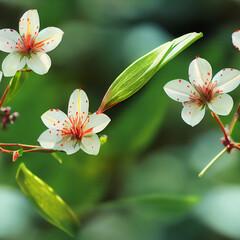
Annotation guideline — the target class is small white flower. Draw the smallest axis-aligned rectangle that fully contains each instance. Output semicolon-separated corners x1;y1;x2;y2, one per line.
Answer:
164;57;240;127
38;89;111;155
0;9;64;77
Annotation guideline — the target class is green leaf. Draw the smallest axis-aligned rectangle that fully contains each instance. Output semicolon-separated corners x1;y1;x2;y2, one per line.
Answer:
98;32;203;112
16;163;79;237
4;71;28;105
51;152;63;164
107;69;169;156
101;194;199;220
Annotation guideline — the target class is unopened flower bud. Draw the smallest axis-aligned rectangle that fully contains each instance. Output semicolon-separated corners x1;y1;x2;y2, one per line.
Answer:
100;135;108;145
12;151;20;162
0;106;19;130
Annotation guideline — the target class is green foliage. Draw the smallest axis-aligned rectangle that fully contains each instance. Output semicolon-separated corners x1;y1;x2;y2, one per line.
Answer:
3;71;28;105
101;194;199;219
16;163;79;237
107;69;169;156
98;32;203;112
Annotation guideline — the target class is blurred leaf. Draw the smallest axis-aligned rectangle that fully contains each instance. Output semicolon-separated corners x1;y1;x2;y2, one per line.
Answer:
196;186;240;239
4;71;28;105
0;187;34;239
101;194;199;220
51;152;63;164
16;163;79;237
98;32;203;112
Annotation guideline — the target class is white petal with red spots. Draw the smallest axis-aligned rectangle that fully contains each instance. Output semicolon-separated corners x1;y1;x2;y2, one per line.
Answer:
26;52;51;75
2;52;26;77
213;68;240;94
84;113;111;134
41;109;69;129
81;133;101;155
0;29;20;53
181;101;205;127
232;30;240;50
35;27;64;53
19;9;40;37
208;94;233;116
37;129;62;149
189;58;212;87
54;137;81;155
68;89;89;123
164;79;199;102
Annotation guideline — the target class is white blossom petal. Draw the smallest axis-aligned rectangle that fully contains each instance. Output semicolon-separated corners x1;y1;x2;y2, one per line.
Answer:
208;94;233;116
84;113;111;134
19;9;40;37
2;52;26;77
35;27;64;53
81;133;101;155
0;29;20;53
232;30;240;50
68;89;89;123
189;57;212;87
38;129;62;149
41;109;69;129
0;71;2;83
27;52;51;75
164;79;199;102
181;101;205;127
54;137;81;155
212;68;240;94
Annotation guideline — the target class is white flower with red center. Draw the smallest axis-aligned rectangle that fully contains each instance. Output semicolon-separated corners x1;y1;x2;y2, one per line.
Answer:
38;89;111;155
0;9;63;77
164;57;240;126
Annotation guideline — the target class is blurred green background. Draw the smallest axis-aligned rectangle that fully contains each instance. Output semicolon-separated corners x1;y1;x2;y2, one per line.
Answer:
0;0;240;239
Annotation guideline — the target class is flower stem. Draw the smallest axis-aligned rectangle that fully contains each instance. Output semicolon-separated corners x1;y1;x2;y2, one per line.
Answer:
0;84;10;108
211;112;230;145
198;147;228;178
0;143;61;154
0;143;39;149
229;103;240;136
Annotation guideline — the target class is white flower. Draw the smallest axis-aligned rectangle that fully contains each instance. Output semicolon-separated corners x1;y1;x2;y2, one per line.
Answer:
0;9;64;77
38;89;111;155
164;57;240;127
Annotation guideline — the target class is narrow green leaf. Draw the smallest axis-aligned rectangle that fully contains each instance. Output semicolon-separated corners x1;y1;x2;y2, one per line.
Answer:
100;194;199;219
98;32;203;112
51;152;63;164
4;71;28;105
16;163;79;236
107;70;169;156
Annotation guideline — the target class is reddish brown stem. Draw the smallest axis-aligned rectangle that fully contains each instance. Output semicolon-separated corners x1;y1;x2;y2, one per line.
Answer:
211;112;230;145
0;143;39;149
0;147;13;153
0;143;61;154
0;84;10;108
